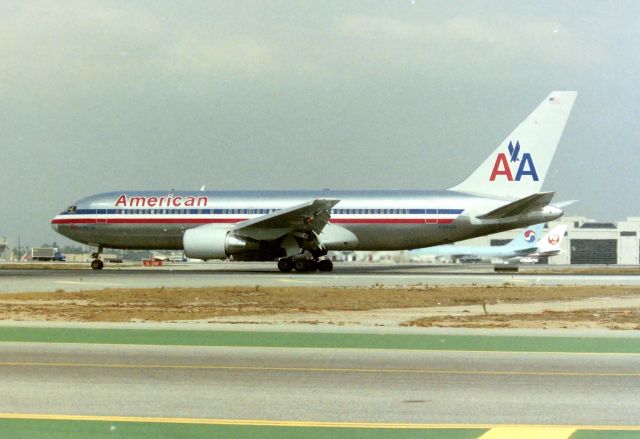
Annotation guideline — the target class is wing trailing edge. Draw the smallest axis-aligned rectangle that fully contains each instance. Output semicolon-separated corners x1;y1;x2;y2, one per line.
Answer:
233;198;340;241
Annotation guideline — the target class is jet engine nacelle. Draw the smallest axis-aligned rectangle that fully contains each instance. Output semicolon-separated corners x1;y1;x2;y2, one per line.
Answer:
183;224;258;260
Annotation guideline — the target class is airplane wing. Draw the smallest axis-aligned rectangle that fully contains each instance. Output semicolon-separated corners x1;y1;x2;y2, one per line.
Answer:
231;198;340;241
477;192;555;220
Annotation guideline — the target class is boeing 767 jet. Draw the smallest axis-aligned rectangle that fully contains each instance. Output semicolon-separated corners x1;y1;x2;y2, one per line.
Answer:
51;91;577;272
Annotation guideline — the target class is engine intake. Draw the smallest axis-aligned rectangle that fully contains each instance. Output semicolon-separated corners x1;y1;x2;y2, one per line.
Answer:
183;225;258;260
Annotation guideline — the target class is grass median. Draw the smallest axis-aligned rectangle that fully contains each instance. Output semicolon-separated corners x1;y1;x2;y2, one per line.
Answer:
0;326;639;353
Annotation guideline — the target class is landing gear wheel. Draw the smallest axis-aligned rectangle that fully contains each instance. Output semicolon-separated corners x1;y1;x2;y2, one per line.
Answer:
294;259;307;272
318;259;333;272
90;245;104;270
277;259;293;273
306;260;318;272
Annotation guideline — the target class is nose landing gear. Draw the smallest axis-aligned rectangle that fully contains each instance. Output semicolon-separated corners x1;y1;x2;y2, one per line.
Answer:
91;245;104;270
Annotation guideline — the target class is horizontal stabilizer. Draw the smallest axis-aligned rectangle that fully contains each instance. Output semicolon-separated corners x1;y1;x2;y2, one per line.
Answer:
477;192;555;220
552;200;578;209
512;246;541;255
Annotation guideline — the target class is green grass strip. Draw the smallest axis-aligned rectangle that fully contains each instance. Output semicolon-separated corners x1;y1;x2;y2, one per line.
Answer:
0;326;639;353
571;431;640;438
0;419;484;439
3;419;640;439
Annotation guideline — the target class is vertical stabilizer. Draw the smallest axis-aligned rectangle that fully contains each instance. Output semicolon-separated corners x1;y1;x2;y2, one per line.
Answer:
450;91;577;199
505;223;545;249
536;224;567;254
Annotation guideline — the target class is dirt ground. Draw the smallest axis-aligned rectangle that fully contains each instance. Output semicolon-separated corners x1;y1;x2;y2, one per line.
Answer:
402;309;640;330
1;285;640;329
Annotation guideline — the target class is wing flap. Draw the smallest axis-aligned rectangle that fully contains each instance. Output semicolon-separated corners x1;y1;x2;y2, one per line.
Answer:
232;198;340;241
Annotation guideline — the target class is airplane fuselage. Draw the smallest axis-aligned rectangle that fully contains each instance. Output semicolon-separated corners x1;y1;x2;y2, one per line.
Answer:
51;189;561;254
416;245;534;259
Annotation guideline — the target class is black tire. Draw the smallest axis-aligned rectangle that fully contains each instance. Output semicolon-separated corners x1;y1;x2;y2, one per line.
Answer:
91;259;104;270
318;259;333;272
306;260;318;272
294;259;307;272
277;259;293;272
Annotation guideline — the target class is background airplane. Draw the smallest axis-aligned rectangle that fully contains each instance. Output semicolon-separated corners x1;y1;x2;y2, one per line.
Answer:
527;224;568;260
410;224;567;264
51;92;577;272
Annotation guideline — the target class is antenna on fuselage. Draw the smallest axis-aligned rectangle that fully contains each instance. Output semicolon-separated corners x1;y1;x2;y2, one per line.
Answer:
200;185;206;191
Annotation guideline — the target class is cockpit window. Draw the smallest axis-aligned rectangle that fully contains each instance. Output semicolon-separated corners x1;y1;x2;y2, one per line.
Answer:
64;205;77;214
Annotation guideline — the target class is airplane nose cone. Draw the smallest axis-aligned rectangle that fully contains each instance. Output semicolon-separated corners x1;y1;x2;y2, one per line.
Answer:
51;221;58;233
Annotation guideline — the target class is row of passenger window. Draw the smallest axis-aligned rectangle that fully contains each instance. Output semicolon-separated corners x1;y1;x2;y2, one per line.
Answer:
116;209;198;215
113;208;279;215
69;208;437;215
111;208;420;215
330;209;419;215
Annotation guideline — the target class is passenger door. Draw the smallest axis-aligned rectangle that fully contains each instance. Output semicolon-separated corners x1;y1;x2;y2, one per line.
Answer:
96;209;108;224
424;209;437;224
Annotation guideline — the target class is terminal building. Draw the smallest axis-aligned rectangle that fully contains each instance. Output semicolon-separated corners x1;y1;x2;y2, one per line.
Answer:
447;216;640;265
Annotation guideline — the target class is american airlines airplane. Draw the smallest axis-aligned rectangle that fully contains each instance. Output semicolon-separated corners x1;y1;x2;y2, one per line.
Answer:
410;223;567;263
51;91;577;272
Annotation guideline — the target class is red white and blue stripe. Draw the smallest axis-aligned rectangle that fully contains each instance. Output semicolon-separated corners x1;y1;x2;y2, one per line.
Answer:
52;207;465;225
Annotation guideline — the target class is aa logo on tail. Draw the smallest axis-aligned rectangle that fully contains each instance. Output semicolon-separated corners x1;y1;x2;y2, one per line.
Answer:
489;141;539;181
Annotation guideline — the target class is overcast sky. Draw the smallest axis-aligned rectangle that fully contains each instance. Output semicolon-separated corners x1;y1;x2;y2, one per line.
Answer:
2;0;639;247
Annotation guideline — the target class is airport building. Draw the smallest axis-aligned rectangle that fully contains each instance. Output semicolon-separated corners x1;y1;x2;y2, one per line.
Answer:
446;216;640;265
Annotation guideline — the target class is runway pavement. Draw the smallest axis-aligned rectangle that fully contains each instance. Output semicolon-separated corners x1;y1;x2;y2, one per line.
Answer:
1;263;640;293
1;342;640;426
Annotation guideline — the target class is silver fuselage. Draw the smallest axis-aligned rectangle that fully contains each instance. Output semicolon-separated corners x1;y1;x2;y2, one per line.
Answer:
51;189;561;254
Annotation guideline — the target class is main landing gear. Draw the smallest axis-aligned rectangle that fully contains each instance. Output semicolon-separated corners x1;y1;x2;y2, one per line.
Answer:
277;258;333;273
91;245;104;270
